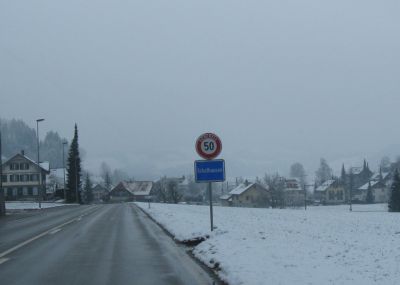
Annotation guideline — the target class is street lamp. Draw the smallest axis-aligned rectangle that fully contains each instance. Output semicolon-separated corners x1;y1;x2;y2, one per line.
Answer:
0;130;6;216
36;118;44;209
62;140;67;201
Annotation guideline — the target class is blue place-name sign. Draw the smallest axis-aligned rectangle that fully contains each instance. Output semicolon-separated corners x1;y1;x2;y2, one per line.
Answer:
194;159;225;182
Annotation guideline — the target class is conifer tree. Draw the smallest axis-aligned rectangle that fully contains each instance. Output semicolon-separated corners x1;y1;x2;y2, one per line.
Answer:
389;169;400;212
341;164;346;183
366;181;374;204
66;124;82;203
84;172;93;204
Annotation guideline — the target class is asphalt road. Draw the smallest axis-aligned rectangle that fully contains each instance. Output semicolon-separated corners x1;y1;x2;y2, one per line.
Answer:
0;203;217;285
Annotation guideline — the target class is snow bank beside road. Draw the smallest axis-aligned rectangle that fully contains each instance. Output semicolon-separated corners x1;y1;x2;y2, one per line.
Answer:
136;202;400;285
6;201;67;210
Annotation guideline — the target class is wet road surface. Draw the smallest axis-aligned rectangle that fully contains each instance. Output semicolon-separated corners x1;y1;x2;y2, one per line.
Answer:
0;203;216;285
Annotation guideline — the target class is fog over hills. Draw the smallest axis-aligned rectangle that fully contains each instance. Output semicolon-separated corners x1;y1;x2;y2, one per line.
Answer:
1;0;399;180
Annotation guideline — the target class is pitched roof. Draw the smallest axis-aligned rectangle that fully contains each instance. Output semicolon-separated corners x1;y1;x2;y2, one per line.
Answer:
315;179;336;192
229;183;268;195
219;194;232;200
120;181;154;196
229;184;252;195
284;178;302;191
358;180;382;190
2;153;50;173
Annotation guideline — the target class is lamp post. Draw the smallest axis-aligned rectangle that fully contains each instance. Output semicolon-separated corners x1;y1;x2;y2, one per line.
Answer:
0;130;6;216
62;140;67;201
349;169;353;212
36;118;44;209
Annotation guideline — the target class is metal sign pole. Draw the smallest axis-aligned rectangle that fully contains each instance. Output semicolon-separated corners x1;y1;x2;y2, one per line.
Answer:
208;182;213;231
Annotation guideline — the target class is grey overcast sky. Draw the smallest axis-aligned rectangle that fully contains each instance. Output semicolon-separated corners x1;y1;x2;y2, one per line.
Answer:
1;0;399;179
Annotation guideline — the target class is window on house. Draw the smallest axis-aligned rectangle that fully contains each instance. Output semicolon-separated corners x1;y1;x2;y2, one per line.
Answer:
246;196;249;201
14;163;20;170
28;187;33;195
329;191;334;200
7;188;12;196
30;174;38;181
1;175;7;182
17;187;23;196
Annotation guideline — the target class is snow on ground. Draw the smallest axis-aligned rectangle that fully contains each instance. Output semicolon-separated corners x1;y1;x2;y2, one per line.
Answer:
135;202;400;285
6;201;68;210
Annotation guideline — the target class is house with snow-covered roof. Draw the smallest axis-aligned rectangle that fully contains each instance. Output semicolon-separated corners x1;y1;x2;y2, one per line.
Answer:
314;179;345;205
355;180;388;203
221;182;270;208
109;181;155;202
283;178;304;207
91;184;109;203
1;151;50;201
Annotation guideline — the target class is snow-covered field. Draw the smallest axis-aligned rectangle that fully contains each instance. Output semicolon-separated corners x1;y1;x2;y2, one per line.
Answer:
135;202;400;285
6;201;68;210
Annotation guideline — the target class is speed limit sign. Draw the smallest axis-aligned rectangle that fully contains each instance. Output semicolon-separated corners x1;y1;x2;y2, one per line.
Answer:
196;133;222;160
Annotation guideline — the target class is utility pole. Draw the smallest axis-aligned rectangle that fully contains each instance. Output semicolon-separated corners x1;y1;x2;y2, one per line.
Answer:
304;183;307;210
208;182;213;231
0;130;6;216
62;140;67;201
36;118;44;209
349;169;353;212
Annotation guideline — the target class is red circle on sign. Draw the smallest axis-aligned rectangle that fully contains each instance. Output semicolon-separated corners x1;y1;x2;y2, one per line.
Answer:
196;133;222;160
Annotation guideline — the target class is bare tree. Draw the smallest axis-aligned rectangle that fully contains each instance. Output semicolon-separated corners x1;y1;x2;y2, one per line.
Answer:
315;158;332;186
290;162;306;185
380;156;391;172
263;173;285;208
100;162;113;190
154;177;168;203
112;168;129;184
167;180;182;204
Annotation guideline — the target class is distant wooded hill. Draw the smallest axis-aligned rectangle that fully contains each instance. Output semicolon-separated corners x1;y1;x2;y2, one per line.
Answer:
0;118;69;168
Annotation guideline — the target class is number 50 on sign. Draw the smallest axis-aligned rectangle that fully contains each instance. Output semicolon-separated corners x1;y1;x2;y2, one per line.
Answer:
195;133;222;160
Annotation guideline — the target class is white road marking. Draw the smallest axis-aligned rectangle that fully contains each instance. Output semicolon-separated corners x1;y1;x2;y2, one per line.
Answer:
0;258;9;265
49;228;62;235
0;206;99;259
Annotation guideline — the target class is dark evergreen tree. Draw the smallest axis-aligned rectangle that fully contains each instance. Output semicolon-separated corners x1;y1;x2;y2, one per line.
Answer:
366;181;374;204
341;164;346;183
84;172;93;204
389;169;400;212
66;124;82;203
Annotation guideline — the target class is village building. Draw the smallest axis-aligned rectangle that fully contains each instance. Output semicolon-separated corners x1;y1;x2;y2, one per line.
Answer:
46;167;66;199
354;171;392;203
91;184;109;203
283;178;304;207
109;181;155;202
220;183;270;208
1;151;50;201
314;179;345;205
346;160;374;189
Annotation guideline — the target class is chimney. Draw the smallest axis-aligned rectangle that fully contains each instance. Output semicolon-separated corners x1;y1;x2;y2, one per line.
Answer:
21;150;25;156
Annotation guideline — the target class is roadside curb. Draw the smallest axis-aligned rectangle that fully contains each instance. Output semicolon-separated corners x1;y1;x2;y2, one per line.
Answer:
132;203;228;285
